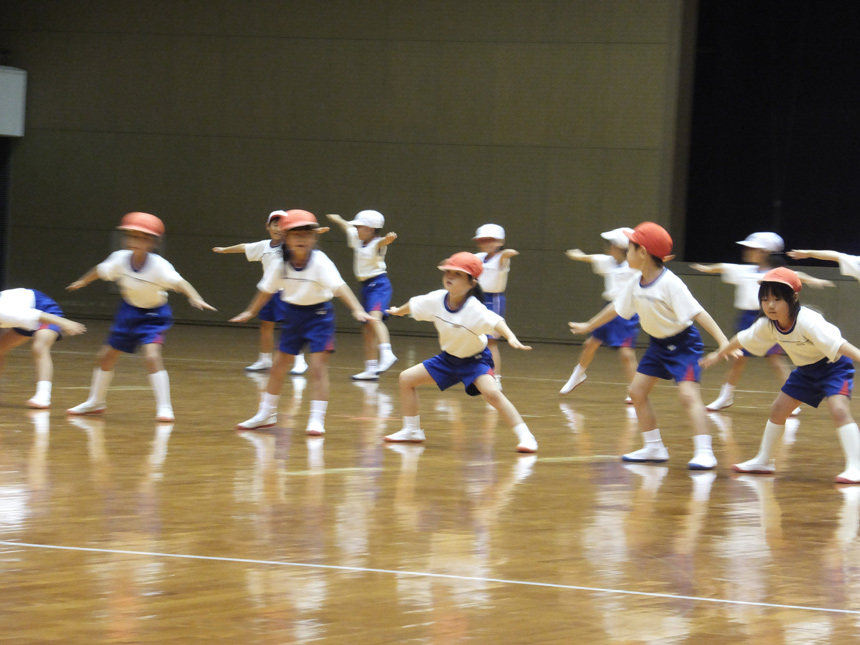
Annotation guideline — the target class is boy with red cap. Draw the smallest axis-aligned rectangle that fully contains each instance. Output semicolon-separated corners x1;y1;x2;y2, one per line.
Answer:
704;267;860;483
66;212;216;421
384;251;538;453
570;221;732;470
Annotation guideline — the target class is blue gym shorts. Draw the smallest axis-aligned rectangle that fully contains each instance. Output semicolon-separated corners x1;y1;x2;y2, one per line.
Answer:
259;291;287;323
637;325;703;383
107;301;172;353
14;291;64;337
593;313;640;348
782;356;854;408
482;292;506;339
361;274;393;320
278;301;335;355
423;348;495;397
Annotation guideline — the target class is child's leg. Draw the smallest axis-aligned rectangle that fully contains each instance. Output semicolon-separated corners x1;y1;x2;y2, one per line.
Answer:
766;354;801;416
305;351;330;435
488;338;501;381
0;329;31;377
68;345;122;415
371;313;398;374
706;355;747;411
622;373;668;463
677;380;717;470
143;343;174;421
618;346;638;385
27;329;59;408
384;364;435;443
353;317;382;380
237;351;293;429
733;392;799;473
246;320;276;371
474;373;537;452
560;336;601;394
827;394;860;484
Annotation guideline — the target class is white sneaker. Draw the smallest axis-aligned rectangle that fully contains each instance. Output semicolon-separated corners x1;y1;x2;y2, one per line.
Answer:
236;410;277;430
246;357;272;372
834;468;860;484
290;354;309;375
688;450;717;471
705;393;733;412
789;406;801;417
156;407;175;422
351;370;379;381
516;433;538;453
732;458;775;474
377;351;398;374
384;428;426;443
306;418;326;436
26;393;51;409
624;396;633;405
622;443;669;463
67;401;107;416
560;371;586;395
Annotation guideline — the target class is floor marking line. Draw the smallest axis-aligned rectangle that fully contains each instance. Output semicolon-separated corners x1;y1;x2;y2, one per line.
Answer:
2;540;857;615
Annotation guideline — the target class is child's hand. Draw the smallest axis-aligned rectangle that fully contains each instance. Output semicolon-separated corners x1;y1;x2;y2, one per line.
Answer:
508;338;532;351
230;311;254;323
566;249;586;261
60;320;87;336
352;308;371;323
212;247;226;253
66;280;87;291
787;250;810;259
384;232;398;242
189;297;217;311
568;321;590;335
689;263;710;272
805;277;834;289
699;350;724;368
387;305;407;317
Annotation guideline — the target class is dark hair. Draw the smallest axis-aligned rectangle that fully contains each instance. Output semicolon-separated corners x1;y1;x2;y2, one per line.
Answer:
630;242;663;268
758;280;800;323
468;280;485;303
281;243;292;263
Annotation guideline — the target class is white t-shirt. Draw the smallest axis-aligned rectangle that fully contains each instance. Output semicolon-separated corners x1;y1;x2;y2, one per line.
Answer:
475;252;510;293
838;253;860;282
346;228;387;280
97;251;184;309
738;307;846;366
258;249;346;306
0;288;42;331
591;254;637;302
409;289;504;358
720;263;768;311
614;268;704;339
244;239;284;275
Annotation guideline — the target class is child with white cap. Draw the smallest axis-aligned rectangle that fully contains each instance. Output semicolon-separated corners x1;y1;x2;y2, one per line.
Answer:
692;232;831;412
384;252;537;453
703;267;860;483
66;212;216;421
213;210;308;375
561;227;639;398
473;224;518;389
570;222;733;470
0;288;87;408
326;210;398;380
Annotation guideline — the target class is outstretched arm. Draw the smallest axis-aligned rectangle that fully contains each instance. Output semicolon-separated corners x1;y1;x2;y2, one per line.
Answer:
794;271;834;289
378;232;398;248
174;279;217;311
212;243;247;254
39;312;86;336
387;302;411;317
66;267;100;291
701;335;744;368
787;249;841;263
494;319;531;350
838;341;860;363
334;283;371;323
565;249;596;263
689;263;725;274
500;249;519;261
693;310;730;348
325;213;352;234
568;302;619;335
230;290;272;323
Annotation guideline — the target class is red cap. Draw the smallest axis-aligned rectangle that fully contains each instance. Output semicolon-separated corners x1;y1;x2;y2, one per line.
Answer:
625;222;673;260
762;267;802;293
438;252;483;279
117;212;164;237
279;209;319;231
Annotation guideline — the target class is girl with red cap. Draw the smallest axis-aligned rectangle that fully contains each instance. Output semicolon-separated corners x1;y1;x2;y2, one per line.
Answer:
212;210;308;376
230;210;371;434
66;212;215;421
570;221;732;470
704;267;860;483
383;251;538;453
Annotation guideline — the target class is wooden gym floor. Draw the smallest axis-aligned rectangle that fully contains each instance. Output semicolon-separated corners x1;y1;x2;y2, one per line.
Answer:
1;320;860;643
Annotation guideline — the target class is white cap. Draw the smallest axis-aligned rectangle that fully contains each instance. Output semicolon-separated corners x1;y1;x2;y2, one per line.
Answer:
267;210;288;225
737;232;784;253
473;223;505;240
349;210;385;228
600;227;635;249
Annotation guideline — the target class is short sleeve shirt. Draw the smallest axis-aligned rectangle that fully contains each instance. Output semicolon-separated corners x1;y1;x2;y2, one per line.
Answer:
258;249;347;306
346;228;387;280
0;288;41;330
591;255;637;301
614;268;704;339
738;307;845;366
720;263;767;311
244;239;285;275
475;253;510;293
97;251;183;309
409;289;504;357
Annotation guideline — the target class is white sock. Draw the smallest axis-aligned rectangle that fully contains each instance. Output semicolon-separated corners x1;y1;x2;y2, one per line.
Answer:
512;422;532;442
720;383;735;398
261;392;280;414
36;381;52;398
837;423;860;472
643;428;664;445
754;421;784;463
365;360;379;372
379;343;392;353
260;352;272;362
148;370;172;409
403;415;420;430
693;434;713;453
309;399;328;424
572;364;586;380
90;369;114;404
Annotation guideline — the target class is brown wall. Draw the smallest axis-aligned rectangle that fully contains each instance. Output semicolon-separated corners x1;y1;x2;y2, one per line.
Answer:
1;1;691;342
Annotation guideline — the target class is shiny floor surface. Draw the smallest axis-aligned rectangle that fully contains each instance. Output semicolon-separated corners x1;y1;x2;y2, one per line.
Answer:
2;322;860;643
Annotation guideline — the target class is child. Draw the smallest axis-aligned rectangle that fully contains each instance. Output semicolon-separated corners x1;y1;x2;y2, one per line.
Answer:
0;288;87;408
66;212;216;421
692;232;832;412
325;210;398;380
473;224;518;389
213;210;308;375
703;267;860;483
787;247;860;282
230;209;371;433
569;222;732;470
561;227;639;398
383;251;538;453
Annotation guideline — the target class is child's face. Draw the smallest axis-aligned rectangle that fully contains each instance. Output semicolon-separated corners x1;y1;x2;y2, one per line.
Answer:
761;291;792;327
355;225;376;243
608;244;627;262
476;238;502;254
124;230;158;253
285;228;318;254
267;220;283;241
442;270;474;296
742;247;769;265
626;243;648;270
